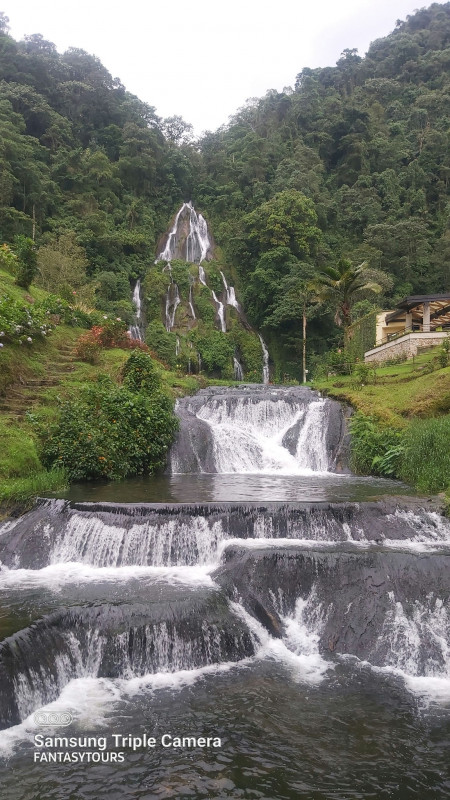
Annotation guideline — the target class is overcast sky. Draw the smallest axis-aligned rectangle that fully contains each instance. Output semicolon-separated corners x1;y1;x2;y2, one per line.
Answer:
4;0;444;136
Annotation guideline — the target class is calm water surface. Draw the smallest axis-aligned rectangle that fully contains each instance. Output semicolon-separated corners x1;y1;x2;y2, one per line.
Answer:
60;473;413;504
0;660;449;800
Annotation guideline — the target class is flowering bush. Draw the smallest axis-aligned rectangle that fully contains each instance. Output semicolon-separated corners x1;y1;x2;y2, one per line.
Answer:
74;333;102;364
74;320;149;362
0;294;54;346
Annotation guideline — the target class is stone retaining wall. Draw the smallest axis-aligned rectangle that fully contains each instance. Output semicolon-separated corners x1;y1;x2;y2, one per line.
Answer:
364;332;449;364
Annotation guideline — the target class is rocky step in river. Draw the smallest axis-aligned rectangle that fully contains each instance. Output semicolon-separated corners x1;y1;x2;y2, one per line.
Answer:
0;384;449;799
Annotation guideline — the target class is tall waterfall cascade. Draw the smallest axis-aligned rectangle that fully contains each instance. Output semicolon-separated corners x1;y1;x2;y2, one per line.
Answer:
153;204;272;381
129;279;143;341
165;282;180;331
221;271;241;311
157;202;212;265
188;284;196;319
233;356;244;381
259;335;270;384
211;290;226;333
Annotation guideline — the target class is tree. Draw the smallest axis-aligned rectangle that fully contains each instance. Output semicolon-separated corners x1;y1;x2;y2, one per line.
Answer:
265;264;320;383
315;259;382;329
14;235;37;288
244;190;321;260
0;12;9;33
36;231;92;301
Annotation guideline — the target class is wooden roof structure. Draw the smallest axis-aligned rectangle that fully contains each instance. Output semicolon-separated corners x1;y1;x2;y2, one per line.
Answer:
386;293;450;329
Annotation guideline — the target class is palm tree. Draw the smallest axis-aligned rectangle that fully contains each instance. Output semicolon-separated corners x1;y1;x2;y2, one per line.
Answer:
315;259;382;328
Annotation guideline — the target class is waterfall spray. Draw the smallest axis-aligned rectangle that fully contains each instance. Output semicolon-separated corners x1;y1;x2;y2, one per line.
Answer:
129;280;143;341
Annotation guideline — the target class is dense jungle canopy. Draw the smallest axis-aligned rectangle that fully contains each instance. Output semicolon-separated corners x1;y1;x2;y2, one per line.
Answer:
0;3;449;377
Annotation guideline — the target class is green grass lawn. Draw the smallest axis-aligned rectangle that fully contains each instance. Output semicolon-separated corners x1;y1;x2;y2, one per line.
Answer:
315;347;450;427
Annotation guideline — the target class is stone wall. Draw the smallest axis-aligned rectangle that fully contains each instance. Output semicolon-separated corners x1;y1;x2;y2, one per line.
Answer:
364;332;449;364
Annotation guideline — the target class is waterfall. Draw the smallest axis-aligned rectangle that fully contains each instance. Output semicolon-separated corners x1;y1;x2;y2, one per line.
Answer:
165;283;180;331
199;265;207;286
157;202;212;264
157;205;186;262
221;271;240;311
0;600;254;727
128;280;143;341
189;284;196;319
1;491;450;731
212;291;226;332
233;356;244;381
186;204;211;264
176;336;180;357
2;376;450;756
170;386;347;475
259;335;270;384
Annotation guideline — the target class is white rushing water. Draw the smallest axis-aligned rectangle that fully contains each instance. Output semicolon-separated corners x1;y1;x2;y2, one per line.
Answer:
188;284;196;319
186;204;211;264
165;283;180;331
221;271;241;311
157;205;186;262
211;290;226;332
157;202;211;264
233;357;244;381
199;265;207;286
128;280;143;341
188;394;330;474
259;335;270;384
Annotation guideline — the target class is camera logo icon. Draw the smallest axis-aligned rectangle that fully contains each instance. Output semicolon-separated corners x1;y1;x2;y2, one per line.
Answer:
33;711;73;726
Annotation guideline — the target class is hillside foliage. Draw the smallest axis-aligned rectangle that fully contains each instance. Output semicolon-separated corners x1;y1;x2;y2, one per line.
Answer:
0;4;449;379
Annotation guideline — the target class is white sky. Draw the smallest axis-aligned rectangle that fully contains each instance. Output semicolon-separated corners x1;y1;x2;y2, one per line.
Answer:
4;0;445;136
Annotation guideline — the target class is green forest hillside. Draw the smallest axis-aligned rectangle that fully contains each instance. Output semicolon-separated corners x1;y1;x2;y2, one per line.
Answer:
0;5;449;377
193;2;450;375
0;4;449;504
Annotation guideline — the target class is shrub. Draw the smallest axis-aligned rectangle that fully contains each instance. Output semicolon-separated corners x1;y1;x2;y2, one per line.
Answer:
352;362;374;387
75;332;101;364
0;293;54;346
93;319;129;347
437;337;450;369
145;321;177;368
0;243;18;275
229;327;263;378
193;329;234;376
74;321;149;361
40;372;177;481
121;350;162;394
194;287;216;325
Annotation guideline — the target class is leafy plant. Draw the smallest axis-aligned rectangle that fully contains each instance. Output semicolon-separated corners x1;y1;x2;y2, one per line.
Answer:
40;366;177;481
349;412;402;476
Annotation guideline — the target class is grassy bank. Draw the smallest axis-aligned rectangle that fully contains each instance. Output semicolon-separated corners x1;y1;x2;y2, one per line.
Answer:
315;346;450;499
0;300;241;512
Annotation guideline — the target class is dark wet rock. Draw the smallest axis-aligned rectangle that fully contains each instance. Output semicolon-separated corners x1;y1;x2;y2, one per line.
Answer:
214;545;450;667
0;590;254;729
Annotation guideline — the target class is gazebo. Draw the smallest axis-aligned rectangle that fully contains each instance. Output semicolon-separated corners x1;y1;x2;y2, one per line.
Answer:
365;293;450;364
384;294;450;335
